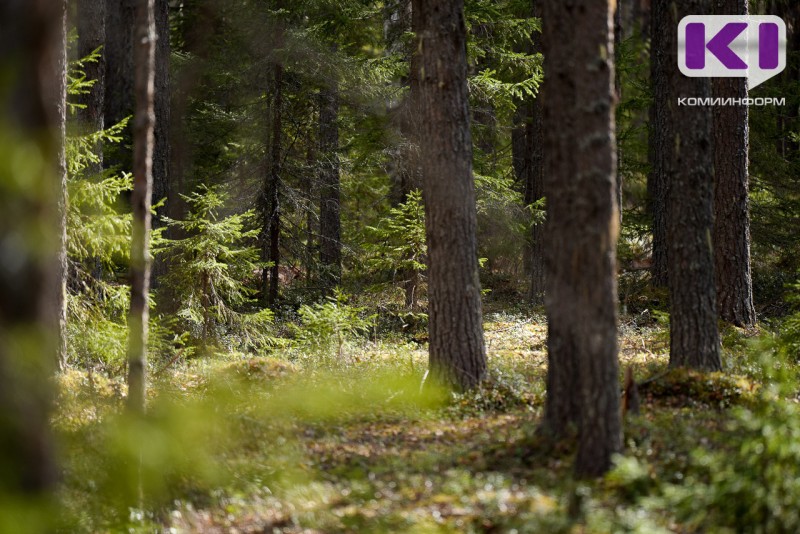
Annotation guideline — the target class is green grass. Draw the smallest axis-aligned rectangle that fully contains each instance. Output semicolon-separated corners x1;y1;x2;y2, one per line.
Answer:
50;312;790;533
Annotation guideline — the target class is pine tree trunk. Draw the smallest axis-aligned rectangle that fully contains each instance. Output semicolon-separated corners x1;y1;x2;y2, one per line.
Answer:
77;0;107;173
127;0;157;415
667;0;721;371
0;0;63;495
319;83;342;293
540;0;622;477
152;0;170;224
104;0;135;168
412;0;487;391
262;61;282;308
55;1;69;372
712;0;755;328
647;0;670;288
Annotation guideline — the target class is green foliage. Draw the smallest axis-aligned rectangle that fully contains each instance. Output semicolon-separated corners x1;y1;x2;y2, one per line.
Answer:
294;290;376;360
158;185;274;353
363;189;426;292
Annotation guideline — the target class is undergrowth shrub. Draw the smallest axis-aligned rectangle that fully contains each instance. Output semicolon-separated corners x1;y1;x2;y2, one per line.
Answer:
293;290;376;361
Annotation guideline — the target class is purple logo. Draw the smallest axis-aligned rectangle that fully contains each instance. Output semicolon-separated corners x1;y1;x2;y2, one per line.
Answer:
678;16;786;89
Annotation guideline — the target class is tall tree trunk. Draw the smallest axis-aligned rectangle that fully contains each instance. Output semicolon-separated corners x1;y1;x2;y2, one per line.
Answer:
0;0;63;496
667;0;721;371
712;0;755;328
647;0;670;287
104;0;134;169
55;1;69;372
319;83;342;293
412;0;487;391
540;0;622;477
127;0;157;415
152;0;170;223
614;0;624;225
385;0;421;309
515;1;545;304
262;62;282;308
77;0;107;174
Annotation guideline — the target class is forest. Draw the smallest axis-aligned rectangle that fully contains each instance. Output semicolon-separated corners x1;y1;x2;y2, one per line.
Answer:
1;0;800;532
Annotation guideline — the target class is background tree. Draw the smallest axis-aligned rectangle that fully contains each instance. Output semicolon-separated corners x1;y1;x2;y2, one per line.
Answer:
540;0;622;477
319;82;342;293
412;0;487;391
127;0;157;414
647;0;671;288
0;0;62;498
104;0;134;170
712;0;756;328
667;0;721;371
77;0;107;173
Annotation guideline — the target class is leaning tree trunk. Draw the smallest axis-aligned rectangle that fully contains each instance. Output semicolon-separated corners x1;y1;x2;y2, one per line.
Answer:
127;0;157;415
0;0;63;497
712;0;756;328
667;0;721;371
411;0;487;391
647;0;671;287
319;82;342;293
540;0;622;477
77;0;107;174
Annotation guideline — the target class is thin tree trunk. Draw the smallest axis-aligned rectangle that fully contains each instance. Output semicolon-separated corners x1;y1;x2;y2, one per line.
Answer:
77;0;107;174
712;0;755;328
55;1;69;372
540;0;622;477
667;0;721;371
412;0;487;391
614;0;624;226
319;82;342;293
127;0;157;415
647;0;670;287
152;0;170;217
262;61;282;308
0;0;63;496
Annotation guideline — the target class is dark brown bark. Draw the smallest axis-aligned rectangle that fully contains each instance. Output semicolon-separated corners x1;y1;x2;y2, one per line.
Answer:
712;0;756;328
152;0;170;222
319;84;342;293
77;0;106;174
516;1;545;304
104;0;134;168
261;62;282;308
647;0;670;288
411;0;487;391
540;0;622;477
666;0;721;371
0;0;62;495
127;0;157;415
614;0;623;226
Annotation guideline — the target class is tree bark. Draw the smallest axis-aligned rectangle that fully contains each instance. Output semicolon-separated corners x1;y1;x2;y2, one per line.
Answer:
77;0;107;174
104;0;135;169
647;0;670;287
667;0;721;371
127;0;157;415
261;61;282;308
0;0;63;495
540;0;622;477
712;0;756;328
152;0;170;225
55;1;69;372
412;0;487;391
319;83;342;293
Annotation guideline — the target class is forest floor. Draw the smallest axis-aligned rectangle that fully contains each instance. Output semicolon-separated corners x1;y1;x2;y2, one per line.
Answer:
54;308;772;533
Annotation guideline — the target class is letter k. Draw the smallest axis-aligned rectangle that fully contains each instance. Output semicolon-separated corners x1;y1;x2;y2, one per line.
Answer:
686;22;748;70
